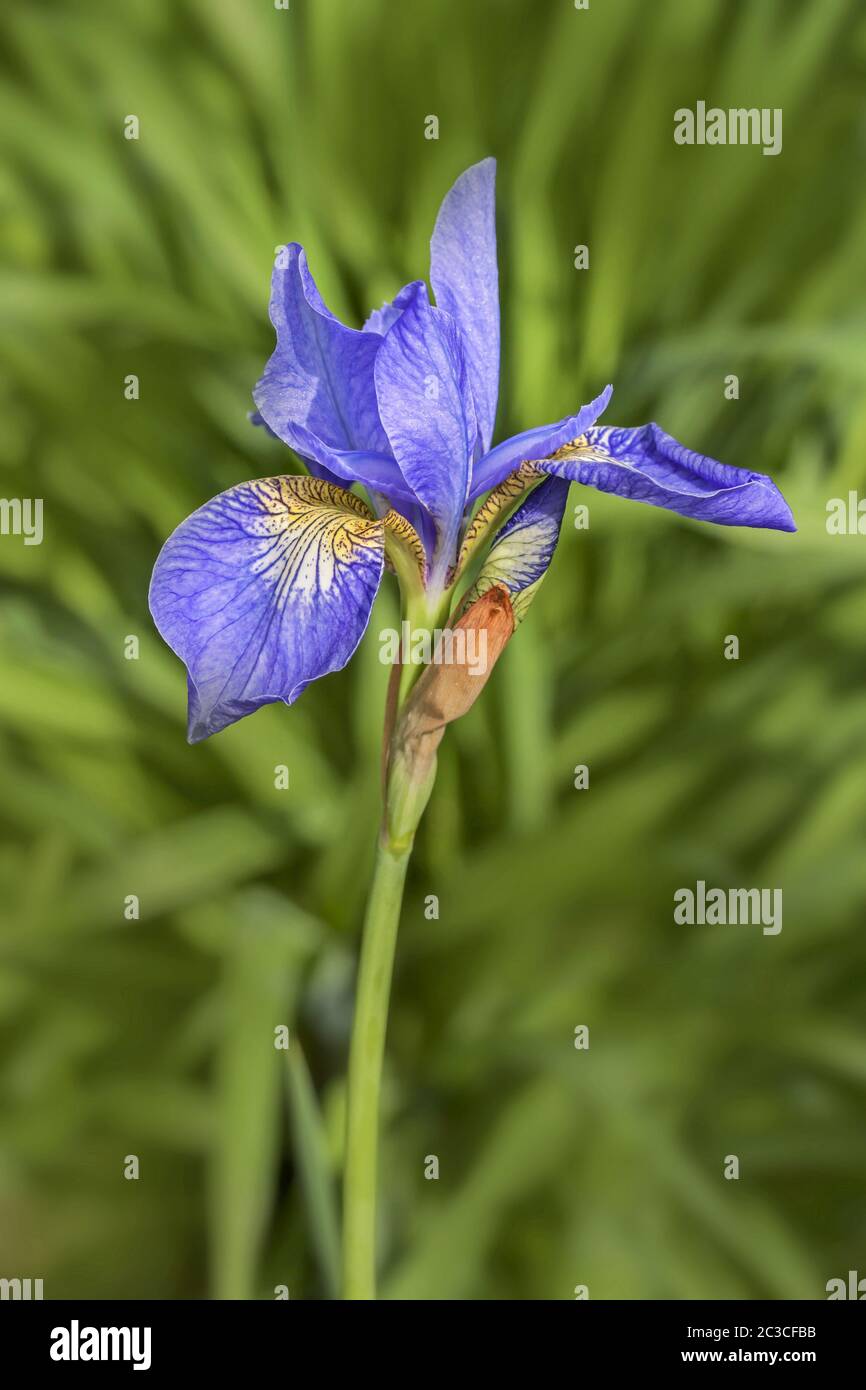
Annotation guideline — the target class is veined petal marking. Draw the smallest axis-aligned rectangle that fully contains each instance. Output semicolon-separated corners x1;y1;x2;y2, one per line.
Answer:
540;423;797;531
455;460;544;577
383;508;427;587
457;475;569;626
548;433;613;465
149;475;385;741
244;477;382;589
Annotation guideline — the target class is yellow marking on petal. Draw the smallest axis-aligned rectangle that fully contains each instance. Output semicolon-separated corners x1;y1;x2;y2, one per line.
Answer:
549;434;611;465
455;461;543;577
457;510;555;626
383;509;427;586
509;576;543;624
245;476;383;601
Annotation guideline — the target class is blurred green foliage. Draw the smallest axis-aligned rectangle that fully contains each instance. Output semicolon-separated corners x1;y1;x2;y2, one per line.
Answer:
1;0;866;1300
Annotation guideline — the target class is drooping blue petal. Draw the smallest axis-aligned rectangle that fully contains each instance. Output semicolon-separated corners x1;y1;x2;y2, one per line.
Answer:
485;475;570;588
459;476;569;624
470;384;613;500
149;476;384;742
374;292;477;568
253;243;396;482
539;424;796;531
430;157;500;454
364;280;427;335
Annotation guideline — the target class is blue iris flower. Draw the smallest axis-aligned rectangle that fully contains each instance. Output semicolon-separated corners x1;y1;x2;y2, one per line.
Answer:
150;159;795;742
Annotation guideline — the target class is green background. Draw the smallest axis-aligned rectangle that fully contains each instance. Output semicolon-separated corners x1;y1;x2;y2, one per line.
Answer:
1;0;865;1300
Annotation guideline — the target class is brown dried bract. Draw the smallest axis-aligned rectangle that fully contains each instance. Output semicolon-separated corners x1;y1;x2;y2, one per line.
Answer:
389;584;515;792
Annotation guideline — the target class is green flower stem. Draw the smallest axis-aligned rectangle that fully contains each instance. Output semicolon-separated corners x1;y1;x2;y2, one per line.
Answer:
397;584;455;706
343;581;448;1299
342;832;412;1300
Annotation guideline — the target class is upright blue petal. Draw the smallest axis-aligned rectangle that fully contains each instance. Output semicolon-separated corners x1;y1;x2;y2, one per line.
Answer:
540;424;796;531
149;476;385;742
374;293;477;571
470;385;613;500
460;476;569;624
364;280;427;335
430;157;500;454
253;244;402;492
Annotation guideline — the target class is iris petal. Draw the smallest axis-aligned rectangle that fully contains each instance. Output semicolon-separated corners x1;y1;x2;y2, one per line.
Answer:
430;157;500;454
364;280;427;335
459;475;569;624
250;409;347;489
253;244;393;483
470;385;613;500
375;292;476;567
540;423;796;531
149;476;385;742
272;423;421;508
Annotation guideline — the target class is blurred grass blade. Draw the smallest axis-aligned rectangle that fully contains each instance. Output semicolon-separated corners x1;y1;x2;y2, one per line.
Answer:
210;897;302;1300
285;1044;341;1300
